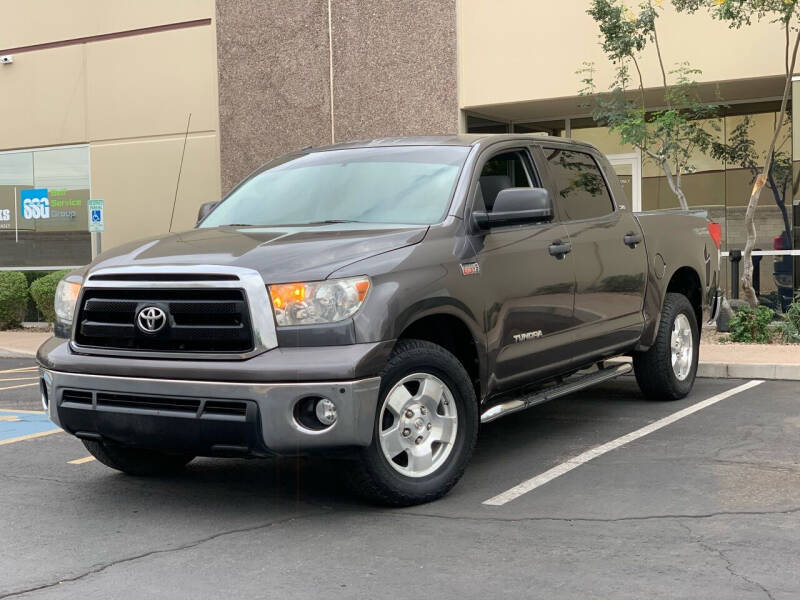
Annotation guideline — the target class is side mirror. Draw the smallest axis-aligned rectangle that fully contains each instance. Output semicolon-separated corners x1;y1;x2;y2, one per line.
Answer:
473;187;553;230
196;201;219;225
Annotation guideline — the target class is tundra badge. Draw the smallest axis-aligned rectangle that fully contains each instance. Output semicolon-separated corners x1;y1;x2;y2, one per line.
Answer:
513;330;543;343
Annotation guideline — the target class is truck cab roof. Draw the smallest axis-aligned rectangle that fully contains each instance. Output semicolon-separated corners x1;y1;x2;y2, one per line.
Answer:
306;134;598;153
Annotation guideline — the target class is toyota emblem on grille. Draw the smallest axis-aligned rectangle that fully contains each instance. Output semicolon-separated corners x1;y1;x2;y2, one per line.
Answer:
136;306;167;334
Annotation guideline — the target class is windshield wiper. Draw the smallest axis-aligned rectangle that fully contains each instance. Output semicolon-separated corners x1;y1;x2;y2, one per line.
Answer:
219;220;362;227
303;219;361;225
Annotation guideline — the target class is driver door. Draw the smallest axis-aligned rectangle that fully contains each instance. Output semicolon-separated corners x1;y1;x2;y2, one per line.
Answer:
469;147;577;395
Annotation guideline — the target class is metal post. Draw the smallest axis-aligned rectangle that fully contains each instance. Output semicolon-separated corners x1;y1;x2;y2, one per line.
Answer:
752;250;762;298
729;249;742;300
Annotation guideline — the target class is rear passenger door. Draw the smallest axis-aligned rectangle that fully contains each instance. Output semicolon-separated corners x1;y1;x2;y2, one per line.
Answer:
539;145;647;358
469;146;576;394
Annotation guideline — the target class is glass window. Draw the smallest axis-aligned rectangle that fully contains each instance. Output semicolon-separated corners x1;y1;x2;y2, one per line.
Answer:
475;150;532;212
201;146;470;227
0;145;91;269
544;148;615;221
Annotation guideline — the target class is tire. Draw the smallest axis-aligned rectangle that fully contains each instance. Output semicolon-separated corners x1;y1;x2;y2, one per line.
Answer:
82;440;194;476
633;292;699;400
348;339;479;506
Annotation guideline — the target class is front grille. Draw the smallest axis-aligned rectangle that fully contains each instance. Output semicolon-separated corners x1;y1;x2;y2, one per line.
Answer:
74;288;254;353
97;392;201;413
62;389;92;406
61;389;249;419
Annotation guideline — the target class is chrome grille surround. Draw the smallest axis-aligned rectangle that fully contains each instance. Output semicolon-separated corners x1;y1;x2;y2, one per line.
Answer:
70;265;278;360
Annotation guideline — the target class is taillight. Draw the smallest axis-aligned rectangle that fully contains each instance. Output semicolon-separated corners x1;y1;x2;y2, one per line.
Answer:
774;234;786;250
707;222;722;250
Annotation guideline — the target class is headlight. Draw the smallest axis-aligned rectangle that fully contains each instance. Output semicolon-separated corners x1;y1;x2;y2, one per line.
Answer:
54;277;82;324
269;276;370;326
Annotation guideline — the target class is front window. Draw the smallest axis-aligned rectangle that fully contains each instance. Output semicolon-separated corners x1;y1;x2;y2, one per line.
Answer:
200;146;470;227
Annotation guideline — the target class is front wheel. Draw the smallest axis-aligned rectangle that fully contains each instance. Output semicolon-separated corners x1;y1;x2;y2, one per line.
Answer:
633;292;699;400
348;340;478;506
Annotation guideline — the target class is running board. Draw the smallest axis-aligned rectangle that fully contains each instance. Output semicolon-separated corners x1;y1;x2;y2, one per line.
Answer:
480;363;632;424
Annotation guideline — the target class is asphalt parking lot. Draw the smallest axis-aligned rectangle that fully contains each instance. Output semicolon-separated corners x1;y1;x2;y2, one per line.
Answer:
1;357;798;599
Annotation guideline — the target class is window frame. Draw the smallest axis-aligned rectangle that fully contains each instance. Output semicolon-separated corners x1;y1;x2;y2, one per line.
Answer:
468;144;544;222
0;143;92;271
539;144;618;224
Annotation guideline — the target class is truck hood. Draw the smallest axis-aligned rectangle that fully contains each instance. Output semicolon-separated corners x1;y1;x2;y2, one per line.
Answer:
85;224;428;283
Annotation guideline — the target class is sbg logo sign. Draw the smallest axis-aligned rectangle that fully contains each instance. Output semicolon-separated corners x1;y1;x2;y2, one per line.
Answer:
20;189;50;220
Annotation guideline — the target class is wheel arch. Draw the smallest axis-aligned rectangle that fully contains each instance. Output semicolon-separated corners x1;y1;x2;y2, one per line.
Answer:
394;307;485;402
638;265;703;350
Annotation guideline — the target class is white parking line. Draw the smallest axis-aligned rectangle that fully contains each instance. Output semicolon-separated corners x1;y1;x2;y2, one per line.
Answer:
0;366;37;374
0;429;62;446
0;382;38;392
483;379;765;506
68;456;96;465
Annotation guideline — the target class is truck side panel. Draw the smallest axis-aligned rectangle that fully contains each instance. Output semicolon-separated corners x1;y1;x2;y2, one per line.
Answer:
633;211;719;350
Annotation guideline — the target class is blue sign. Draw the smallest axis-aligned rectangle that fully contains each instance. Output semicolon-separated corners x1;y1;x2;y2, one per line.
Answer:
20;188;49;220
88;199;104;233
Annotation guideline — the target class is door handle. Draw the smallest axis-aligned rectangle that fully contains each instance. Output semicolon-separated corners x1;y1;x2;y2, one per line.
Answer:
548;241;572;259
623;232;642;248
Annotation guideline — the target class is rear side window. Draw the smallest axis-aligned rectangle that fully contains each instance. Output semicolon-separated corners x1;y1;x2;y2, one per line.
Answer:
544;148;614;221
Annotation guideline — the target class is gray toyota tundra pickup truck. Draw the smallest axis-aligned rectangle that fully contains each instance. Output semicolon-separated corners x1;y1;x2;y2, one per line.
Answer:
38;134;721;505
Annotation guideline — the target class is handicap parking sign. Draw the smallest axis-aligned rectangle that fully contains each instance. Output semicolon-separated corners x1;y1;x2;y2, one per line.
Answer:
87;199;104;233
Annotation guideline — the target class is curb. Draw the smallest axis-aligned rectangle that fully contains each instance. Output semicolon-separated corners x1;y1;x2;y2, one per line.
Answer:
697;362;800;381
610;357;798;381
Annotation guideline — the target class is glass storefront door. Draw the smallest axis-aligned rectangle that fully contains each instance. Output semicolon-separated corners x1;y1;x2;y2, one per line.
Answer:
607;152;642;212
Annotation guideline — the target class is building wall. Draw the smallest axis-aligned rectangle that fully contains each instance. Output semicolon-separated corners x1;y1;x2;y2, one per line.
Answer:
216;0;458;193
0;0;221;258
458;0;787;111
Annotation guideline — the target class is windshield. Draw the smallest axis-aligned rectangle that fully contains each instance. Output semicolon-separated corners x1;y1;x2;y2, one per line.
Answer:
200;146;470;227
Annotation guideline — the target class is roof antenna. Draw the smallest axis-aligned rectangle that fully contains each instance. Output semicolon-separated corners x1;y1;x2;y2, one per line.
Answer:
168;112;192;232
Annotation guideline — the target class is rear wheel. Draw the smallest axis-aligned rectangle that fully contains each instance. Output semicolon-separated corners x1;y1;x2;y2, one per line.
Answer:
82;440;194;476
349;340;478;506
633;292;699;400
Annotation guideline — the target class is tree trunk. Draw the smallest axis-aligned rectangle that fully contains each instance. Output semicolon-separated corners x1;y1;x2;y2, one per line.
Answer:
741;28;800;307
660;160;689;210
767;167;792;249
740;175;767;307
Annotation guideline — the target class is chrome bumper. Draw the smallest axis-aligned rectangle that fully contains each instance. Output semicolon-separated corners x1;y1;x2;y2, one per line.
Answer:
40;368;380;454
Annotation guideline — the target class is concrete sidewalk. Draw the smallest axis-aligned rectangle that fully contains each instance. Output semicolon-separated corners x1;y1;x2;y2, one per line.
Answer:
1;329;798;380
0;331;51;359
698;343;800;380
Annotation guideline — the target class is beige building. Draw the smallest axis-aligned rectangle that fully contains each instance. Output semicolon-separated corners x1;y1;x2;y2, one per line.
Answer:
1;0;797;306
0;0;220;267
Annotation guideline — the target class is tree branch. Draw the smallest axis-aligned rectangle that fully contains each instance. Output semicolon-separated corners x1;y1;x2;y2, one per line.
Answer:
631;55;646;110
660;159;688;210
786;21;790;78
651;19;670;107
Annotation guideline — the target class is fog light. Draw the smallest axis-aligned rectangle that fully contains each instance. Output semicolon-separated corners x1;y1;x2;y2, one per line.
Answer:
315;398;337;426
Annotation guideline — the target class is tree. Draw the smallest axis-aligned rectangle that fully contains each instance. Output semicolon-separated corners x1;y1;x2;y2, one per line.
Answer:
579;0;723;210
673;0;800;307
710;115;793;249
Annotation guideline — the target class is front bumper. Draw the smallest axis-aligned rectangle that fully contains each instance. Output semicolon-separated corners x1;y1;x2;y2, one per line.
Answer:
40;368;381;455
